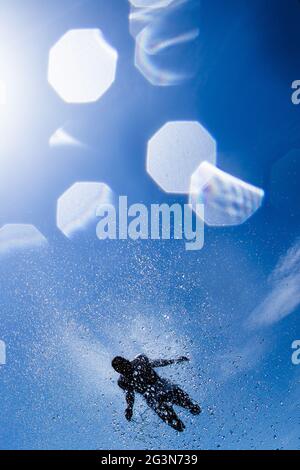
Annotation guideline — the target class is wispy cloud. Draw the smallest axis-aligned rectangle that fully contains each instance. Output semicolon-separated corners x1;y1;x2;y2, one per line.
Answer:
248;240;300;328
216;338;266;380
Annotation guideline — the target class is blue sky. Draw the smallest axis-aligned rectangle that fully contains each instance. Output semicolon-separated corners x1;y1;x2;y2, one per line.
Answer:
0;0;299;450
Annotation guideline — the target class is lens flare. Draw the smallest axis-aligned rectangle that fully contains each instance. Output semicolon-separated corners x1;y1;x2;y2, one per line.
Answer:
57;182;114;238
147;121;216;194
190;162;264;226
49;126;85;149
48;29;118;103
0;224;48;255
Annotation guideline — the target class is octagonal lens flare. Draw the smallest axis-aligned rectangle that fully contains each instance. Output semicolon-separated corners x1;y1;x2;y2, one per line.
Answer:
147;121;216;194
57;182;113;238
48;29;118;104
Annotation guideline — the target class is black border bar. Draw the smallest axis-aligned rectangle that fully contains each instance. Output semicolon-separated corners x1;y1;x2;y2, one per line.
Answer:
0;450;295;465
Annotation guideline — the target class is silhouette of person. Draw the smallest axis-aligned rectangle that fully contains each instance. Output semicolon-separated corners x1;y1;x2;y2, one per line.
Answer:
112;354;201;432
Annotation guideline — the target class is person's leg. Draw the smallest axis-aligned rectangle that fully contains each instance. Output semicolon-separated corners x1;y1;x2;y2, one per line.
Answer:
167;386;201;415
146;395;185;432
153;402;185;432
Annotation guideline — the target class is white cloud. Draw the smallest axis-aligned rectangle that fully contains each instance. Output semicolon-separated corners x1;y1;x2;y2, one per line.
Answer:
248;240;300;327
215;338;266;380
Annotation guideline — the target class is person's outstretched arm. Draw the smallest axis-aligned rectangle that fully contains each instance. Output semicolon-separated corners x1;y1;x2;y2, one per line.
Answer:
125;390;135;421
150;356;190;368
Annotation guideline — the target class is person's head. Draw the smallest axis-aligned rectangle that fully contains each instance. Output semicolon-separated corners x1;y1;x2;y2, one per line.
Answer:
112;356;132;376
